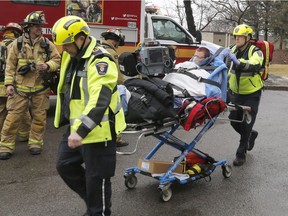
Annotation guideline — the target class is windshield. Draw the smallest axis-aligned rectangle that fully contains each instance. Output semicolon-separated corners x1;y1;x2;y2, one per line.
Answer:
12;0;59;6
152;19;193;44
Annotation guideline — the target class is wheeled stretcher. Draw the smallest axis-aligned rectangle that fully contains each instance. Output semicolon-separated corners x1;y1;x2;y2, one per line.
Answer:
118;44;251;201
121;102;251;202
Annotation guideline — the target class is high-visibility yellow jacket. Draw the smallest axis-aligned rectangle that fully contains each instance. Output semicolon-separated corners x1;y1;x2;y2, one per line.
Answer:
229;44;264;94
54;36;126;144
4;33;60;92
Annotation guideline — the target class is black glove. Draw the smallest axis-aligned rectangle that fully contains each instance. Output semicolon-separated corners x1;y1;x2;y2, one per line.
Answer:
18;62;35;75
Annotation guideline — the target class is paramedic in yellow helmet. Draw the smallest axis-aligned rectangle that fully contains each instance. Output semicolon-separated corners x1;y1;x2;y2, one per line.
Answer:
52;15;126;216
228;24;264;166
0;22;31;144
0;11;60;160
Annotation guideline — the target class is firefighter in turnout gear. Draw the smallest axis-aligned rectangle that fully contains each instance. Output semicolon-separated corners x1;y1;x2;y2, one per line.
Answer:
0;11;61;160
101;28;125;84
101;28;129;147
52;16;126;216
228;24;264;166
0;22;31;143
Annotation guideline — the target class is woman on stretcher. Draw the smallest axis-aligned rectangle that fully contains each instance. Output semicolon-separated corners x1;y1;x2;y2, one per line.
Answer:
162;46;230;130
163;46;229;104
118;44;230;125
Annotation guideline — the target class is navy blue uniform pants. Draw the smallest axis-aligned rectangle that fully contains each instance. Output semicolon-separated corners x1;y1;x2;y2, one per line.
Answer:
56;127;116;216
228;90;261;158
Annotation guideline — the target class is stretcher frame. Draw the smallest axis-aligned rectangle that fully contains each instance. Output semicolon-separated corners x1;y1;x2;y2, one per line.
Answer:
121;103;251;202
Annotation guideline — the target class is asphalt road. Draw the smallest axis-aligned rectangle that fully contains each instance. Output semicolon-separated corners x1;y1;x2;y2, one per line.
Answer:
1;90;288;216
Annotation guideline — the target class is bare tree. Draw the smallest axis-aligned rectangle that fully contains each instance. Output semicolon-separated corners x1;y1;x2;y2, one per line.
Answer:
183;0;197;37
158;0;287;49
192;0;223;31
175;0;185;26
269;1;288;49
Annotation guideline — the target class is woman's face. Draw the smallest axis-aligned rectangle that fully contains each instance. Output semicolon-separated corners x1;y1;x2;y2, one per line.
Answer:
192;50;205;64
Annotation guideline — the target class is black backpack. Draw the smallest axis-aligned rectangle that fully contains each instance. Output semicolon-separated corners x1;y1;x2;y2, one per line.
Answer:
118;52;139;77
0;39;14;82
124;76;177;123
0;45;7;82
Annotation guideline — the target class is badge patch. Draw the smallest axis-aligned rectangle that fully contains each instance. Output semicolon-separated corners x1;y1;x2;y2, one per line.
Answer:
96;62;108;75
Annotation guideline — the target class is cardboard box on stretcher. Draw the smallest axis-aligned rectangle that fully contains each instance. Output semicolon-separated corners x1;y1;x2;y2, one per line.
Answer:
137;159;184;174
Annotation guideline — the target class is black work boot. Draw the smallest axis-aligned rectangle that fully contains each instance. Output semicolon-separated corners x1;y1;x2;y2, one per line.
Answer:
248;130;258;151
233;156;246;166
233;148;246;166
116;140;129;147
29;148;42;155
0;152;12;160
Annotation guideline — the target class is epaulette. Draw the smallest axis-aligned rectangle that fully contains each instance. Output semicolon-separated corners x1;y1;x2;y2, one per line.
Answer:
92;46;115;63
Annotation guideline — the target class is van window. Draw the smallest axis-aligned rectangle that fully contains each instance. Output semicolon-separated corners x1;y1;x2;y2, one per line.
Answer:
152;19;193;44
12;0;59;6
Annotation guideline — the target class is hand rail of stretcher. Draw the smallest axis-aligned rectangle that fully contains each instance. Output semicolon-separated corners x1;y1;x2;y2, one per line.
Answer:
217;103;252;124
117;118;178;155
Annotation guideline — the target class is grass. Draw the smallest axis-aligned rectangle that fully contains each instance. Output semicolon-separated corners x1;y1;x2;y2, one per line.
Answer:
269;64;288;77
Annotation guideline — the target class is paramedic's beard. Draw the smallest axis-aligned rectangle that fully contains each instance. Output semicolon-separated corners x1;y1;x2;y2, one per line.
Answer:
66;51;76;58
63;47;77;58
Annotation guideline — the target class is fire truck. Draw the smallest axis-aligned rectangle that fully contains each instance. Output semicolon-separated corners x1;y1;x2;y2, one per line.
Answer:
0;0;219;62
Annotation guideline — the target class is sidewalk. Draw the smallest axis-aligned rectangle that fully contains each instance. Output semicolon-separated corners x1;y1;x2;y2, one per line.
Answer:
264;74;288;91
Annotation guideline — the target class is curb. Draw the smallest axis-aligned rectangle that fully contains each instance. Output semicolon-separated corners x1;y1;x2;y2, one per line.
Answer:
264;85;288;91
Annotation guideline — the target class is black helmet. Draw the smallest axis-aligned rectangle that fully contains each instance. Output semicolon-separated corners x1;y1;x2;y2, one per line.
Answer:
101;28;125;46
20;11;48;25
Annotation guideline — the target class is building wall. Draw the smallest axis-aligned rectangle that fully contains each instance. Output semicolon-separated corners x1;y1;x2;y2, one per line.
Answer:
202;32;214;44
202;31;232;48
213;33;226;47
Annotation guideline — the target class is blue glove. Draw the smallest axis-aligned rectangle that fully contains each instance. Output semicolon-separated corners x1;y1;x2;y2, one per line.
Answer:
222;48;231;55
218;48;231;61
230;53;240;66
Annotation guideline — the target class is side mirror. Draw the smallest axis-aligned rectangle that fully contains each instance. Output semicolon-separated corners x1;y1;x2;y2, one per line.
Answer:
195;30;202;44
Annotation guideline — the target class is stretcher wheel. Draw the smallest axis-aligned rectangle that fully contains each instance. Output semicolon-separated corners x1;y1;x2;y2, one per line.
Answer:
124;174;138;189
160;188;172;202
222;164;232;178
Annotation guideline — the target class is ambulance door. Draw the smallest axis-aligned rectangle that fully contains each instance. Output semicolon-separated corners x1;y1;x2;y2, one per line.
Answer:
149;15;199;63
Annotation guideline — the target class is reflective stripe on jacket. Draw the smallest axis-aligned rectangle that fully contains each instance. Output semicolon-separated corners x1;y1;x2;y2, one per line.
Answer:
229;44;264;94
54;36;126;144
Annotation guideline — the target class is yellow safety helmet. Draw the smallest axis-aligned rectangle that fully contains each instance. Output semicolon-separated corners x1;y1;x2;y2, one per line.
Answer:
233;24;253;37
52;15;90;45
